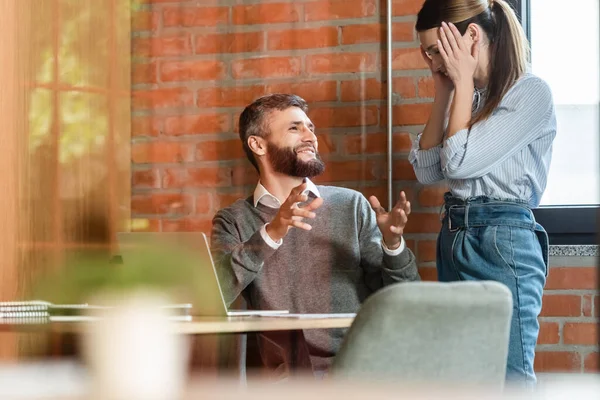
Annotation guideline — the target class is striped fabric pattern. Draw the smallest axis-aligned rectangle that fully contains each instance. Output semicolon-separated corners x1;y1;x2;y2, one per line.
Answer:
409;73;557;208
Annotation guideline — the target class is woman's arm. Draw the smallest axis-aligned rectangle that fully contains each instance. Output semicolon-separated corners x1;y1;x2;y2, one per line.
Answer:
441;77;555;179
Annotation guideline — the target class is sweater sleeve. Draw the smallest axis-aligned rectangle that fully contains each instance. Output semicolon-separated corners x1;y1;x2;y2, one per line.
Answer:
356;194;420;292
211;209;279;307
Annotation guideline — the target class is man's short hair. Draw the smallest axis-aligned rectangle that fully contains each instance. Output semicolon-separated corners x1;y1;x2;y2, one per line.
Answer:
238;93;308;171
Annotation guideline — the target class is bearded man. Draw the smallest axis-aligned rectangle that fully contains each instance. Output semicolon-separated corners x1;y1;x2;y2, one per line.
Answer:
211;94;419;378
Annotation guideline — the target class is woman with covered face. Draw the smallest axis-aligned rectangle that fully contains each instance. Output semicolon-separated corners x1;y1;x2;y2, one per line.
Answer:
410;0;557;385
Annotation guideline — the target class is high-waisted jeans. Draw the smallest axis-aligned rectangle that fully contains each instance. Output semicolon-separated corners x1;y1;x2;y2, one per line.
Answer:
437;193;549;385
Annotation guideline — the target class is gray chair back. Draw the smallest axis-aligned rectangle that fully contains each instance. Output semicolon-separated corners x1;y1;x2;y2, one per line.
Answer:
331;281;513;387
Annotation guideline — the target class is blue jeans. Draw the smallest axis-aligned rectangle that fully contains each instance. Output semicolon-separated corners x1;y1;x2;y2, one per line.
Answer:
437;193;549;385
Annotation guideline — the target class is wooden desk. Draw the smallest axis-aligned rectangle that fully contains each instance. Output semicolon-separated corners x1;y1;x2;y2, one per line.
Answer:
0;315;355;335
1;315;355;373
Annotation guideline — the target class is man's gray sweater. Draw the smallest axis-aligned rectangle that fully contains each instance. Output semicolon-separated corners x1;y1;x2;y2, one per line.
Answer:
211;185;419;373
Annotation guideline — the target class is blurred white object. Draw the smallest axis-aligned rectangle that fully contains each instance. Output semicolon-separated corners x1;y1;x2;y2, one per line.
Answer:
83;290;189;400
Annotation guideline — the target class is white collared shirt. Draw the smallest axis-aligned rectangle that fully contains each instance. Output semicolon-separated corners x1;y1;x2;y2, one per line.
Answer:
254;179;405;255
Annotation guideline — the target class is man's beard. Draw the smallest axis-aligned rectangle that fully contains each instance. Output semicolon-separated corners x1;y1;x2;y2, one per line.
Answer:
266;142;325;178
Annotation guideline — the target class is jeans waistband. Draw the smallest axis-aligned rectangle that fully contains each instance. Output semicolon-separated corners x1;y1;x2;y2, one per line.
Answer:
442;193;536;232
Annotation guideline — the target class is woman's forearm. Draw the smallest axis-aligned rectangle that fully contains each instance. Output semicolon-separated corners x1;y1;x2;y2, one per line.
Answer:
446;82;474;140
419;93;452;150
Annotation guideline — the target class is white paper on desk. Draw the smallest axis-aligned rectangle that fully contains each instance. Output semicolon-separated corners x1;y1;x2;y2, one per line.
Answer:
260;313;356;319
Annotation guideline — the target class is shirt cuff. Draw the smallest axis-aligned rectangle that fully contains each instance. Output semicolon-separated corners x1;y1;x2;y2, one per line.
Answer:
382;236;406;256
260;223;283;250
409;133;443;168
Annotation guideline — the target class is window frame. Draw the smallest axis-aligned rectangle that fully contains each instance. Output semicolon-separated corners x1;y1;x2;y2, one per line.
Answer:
509;0;598;245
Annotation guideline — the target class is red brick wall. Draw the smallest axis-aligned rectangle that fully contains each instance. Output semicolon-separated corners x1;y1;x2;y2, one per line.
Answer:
130;0;598;373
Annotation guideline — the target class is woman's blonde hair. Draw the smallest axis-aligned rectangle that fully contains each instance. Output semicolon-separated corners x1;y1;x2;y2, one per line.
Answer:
416;0;530;126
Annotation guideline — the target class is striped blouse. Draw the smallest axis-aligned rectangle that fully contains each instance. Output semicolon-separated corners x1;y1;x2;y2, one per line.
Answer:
409;73;557;208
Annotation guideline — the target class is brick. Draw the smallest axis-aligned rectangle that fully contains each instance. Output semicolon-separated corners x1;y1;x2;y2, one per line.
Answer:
196;140;246;162
418;266;438;281
388;0;424;16
163;7;229;28
403;212;441;234
195;193;213;215
131;141;194;164
310;106;378;128
232;57;301;79
162;217;213;233
231;162;258;186
307;53;378;75
418;185;448;207
540;295;581;317
417;240;436;263
583;295;593;317
355;185;388;208
195;32;264;54
132;169;161;189
163;167;231;188
266;81;338;103
545;267;598;290
132;116;161;137
563;323;598;345
584;352;599;372
231;165;260;186
132;88;194;110
394;132;414;151
313;160;381;183
340;79;383;102
341;22;414;44
268;27;338;50
534;352;581;373
132;34;192;58
160;60;226;82
139;0;194;3
232;3;301;25
163;114;231;136
392;77;417;99
343;132;412;154
131;193;193;216
304;0;376;21
315;134;336;155
383;103;433;126
131;10;159;32
537;322;560;345
197;86;267;108
393;159;417;180
132;62;158;85
391;48;428;70
129;218;161;233
418;76;436;98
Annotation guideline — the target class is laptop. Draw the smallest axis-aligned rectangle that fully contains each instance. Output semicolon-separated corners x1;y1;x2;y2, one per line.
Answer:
116;232;288;317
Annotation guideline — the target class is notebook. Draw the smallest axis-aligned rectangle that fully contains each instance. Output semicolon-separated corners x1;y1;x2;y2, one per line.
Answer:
116;232;289;317
0;301;193;323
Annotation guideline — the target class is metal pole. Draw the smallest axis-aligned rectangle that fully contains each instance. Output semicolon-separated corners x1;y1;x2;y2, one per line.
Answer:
386;0;393;210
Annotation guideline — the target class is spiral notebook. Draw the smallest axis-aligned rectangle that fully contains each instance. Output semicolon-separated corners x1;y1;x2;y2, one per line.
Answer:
0;301;193;324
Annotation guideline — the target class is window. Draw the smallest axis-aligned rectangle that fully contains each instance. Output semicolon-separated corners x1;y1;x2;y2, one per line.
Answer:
511;0;599;244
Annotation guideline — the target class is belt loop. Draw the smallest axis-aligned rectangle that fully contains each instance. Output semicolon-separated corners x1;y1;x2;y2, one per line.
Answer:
530;207;536;230
438;203;446;222
464;203;470;229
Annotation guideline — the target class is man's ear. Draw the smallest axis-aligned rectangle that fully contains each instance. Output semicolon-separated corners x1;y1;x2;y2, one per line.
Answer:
248;136;266;157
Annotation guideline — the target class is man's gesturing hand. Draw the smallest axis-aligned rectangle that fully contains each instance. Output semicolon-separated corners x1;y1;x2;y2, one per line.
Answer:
368;191;411;250
265;182;324;243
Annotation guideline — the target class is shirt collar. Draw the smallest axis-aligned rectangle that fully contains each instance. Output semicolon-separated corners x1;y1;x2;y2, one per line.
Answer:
253;178;321;208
